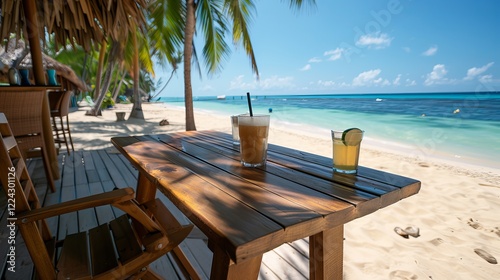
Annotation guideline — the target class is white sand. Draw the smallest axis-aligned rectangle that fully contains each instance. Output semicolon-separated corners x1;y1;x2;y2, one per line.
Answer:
69;102;500;279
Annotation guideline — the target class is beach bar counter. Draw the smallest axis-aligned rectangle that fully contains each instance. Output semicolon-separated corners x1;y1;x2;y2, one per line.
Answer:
112;130;421;280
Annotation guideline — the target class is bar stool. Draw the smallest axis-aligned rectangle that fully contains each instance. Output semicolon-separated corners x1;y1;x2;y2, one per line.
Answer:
48;90;75;154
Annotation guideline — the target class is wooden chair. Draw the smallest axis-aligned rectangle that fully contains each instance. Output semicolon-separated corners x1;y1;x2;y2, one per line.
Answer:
48;90;75;154
0;90;56;192
0;113;193;279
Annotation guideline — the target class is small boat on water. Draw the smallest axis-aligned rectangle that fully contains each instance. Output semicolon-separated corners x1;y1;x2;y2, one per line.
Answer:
375;98;383;102
217;95;226;100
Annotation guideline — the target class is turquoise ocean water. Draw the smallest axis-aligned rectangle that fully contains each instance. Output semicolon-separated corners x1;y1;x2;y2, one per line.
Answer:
159;92;500;169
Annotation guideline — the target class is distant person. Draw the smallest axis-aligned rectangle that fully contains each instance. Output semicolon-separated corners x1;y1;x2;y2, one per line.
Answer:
268;108;273;113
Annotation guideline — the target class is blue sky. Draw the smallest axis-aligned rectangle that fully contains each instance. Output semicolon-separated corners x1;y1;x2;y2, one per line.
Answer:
154;0;500;97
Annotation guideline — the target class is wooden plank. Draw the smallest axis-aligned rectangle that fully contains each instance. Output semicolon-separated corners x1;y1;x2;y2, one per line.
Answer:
57;182;78;239
61;153;75;189
73;151;88;185
288;238;309;259
108;151;138;184
269;242;309;278
89;182;117;225
97;149;135;188
178;239;212;279
57;232;90;279
82;151;100;184
90;150;112;182
89;223;118;276
109;215;142;264
261;249;307;280
75;183;98;232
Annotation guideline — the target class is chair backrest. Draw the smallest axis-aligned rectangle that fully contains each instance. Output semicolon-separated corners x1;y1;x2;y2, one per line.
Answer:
48;90;72;116
48;90;64;112
58;90;72;116
0;90;45;136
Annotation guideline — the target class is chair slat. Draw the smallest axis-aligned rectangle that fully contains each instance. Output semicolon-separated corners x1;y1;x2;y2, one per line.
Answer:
89;223;118;276
2;135;17;151
57;232;90;279
44;237;56;266
109;215;143;264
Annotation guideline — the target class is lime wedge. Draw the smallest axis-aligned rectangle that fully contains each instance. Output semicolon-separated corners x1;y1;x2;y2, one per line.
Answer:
342;128;363;146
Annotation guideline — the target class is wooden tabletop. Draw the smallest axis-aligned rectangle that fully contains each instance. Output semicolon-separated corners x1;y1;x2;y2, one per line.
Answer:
111;131;420;265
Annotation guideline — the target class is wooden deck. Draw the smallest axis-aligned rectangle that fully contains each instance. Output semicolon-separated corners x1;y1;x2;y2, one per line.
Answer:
1;149;311;279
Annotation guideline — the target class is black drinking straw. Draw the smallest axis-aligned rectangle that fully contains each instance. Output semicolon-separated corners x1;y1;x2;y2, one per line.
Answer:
246;92;254;116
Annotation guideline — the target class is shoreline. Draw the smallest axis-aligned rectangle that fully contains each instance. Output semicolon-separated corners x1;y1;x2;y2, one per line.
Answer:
68;102;500;279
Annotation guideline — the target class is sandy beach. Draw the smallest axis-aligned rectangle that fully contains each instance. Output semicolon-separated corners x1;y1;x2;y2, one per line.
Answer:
69;102;500;280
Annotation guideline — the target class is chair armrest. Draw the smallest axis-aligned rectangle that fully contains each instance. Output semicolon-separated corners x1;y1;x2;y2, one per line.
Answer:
16;188;135;224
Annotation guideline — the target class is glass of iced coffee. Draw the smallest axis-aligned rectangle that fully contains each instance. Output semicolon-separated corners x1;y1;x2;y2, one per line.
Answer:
238;115;270;167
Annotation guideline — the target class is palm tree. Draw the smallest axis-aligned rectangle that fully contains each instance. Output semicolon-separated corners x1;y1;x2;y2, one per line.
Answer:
155;0;316;131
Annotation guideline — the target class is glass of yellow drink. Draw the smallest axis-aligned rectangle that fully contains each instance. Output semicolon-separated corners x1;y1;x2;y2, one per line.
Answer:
238;115;270;167
331;128;364;174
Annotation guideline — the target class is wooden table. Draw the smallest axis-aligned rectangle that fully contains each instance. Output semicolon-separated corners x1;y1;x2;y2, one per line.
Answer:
112;131;421;280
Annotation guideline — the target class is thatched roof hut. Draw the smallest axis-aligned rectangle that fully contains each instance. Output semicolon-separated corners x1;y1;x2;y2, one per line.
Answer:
0;0;148;85
0;0;148;51
0;39;89;92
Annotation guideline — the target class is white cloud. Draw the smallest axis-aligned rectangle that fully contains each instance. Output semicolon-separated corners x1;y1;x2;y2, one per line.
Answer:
200;84;214;91
352;69;383;86
229;75;257;90
300;64;311;71
405;79;417;86
258;76;295;89
381;79;391;86
478;74;493;83
393;74;402;85
355;32;392;49
308;57;322;63
403;47;411;53
229;75;295;90
424;64;448;86
317;80;336;87
422;45;438;56
464;62;494;80
324;48;344;61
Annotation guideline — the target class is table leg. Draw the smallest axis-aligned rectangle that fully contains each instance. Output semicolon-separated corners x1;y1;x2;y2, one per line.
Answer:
210;244;263;280
135;172;157;204
310;225;344;280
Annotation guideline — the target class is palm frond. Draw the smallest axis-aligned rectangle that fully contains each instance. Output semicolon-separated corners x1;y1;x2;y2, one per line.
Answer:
197;0;230;75
224;0;258;77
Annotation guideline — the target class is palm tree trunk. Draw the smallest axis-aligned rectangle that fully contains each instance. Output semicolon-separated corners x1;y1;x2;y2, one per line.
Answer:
90;41;119;115
87;41;108;116
94;41;107;99
129;24;144;119
184;0;197;131
112;69;127;101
